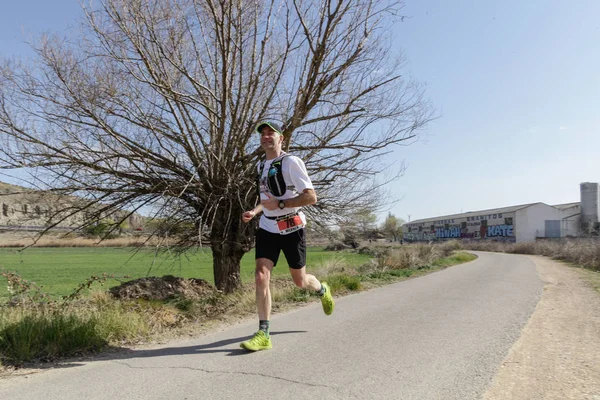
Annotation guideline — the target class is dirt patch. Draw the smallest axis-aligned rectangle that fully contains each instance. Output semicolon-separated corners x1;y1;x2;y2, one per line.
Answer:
109;275;216;301
484;256;600;400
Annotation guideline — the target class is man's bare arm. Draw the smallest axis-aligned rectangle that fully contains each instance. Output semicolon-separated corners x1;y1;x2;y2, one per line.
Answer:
261;189;317;211
280;189;317;208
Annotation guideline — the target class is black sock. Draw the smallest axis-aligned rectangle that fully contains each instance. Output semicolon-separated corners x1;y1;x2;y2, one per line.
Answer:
316;283;326;296
259;320;270;337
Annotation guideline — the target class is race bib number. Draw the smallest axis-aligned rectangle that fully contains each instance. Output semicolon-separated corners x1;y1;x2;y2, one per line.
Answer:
277;214;304;234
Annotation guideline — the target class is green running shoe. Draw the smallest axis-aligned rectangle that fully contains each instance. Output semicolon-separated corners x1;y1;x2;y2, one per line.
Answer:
320;282;334;315
240;330;272;351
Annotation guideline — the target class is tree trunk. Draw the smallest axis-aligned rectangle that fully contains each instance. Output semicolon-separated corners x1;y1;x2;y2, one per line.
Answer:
210;205;255;293
211;240;245;293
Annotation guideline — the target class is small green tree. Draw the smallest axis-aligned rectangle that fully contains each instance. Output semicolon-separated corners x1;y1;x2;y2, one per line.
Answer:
337;207;378;246
356;209;378;238
382;212;404;242
84;218;117;238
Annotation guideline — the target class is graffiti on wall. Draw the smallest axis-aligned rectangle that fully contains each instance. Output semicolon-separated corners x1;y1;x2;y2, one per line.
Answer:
436;227;460;239
403;213;516;242
487;224;513;237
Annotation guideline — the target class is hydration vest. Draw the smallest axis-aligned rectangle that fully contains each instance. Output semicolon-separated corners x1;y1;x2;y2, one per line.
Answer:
257;153;294;197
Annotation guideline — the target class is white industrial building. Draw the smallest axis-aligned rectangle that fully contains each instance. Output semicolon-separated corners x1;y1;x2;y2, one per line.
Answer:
403;182;599;243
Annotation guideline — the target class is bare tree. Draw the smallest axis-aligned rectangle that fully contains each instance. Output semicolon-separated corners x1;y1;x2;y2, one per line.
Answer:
0;0;433;292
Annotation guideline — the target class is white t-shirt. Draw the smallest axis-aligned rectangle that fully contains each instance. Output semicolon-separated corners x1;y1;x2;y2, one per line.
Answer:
258;153;314;234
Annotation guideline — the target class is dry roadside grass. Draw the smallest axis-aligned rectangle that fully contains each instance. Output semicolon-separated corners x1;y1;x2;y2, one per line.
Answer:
461;239;600;272
484;256;600;400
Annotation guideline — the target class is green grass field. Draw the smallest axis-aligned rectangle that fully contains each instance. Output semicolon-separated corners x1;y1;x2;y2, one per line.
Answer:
0;247;372;300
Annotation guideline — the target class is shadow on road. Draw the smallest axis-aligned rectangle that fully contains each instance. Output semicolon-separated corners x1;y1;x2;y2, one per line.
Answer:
2;330;308;376
109;330;308;359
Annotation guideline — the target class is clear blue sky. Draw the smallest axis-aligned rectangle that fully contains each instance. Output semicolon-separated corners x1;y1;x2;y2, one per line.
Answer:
1;1;599;224
390;0;600;223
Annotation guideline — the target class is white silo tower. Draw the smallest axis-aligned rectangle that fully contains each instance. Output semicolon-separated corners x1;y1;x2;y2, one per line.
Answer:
580;182;600;233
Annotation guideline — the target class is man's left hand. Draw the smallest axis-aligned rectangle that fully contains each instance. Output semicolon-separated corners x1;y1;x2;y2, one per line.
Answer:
260;193;279;211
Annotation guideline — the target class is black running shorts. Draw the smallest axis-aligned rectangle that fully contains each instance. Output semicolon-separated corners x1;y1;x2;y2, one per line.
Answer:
255;228;306;269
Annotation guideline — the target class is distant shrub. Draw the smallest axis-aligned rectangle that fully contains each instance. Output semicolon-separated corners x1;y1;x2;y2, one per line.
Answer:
357;246;390;257
438;240;462;257
324;242;350;251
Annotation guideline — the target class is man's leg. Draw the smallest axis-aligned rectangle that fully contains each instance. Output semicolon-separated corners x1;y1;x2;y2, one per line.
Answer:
240;258;275;351
240;228;278;351
289;267;334;315
254;228;279;330
289;266;321;291
284;228;335;316
256;258;274;325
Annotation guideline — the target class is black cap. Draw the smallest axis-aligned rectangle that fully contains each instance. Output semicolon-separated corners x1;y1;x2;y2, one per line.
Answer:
256;121;283;135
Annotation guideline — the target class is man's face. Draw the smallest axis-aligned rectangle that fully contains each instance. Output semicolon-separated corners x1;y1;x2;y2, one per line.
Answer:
259;126;282;151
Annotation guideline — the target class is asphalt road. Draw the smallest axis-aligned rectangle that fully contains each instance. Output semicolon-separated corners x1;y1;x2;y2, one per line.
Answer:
0;251;543;399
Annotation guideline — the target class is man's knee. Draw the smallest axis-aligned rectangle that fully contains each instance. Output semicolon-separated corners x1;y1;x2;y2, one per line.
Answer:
255;269;269;286
290;268;307;288
255;260;272;287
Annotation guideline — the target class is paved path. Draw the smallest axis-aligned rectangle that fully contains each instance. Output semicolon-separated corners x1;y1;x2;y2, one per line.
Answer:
0;252;544;399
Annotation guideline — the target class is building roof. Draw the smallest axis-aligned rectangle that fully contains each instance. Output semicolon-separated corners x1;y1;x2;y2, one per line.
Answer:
405;202;543;225
551;202;580;210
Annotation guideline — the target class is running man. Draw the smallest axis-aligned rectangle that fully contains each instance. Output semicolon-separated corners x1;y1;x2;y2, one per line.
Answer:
240;121;334;351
